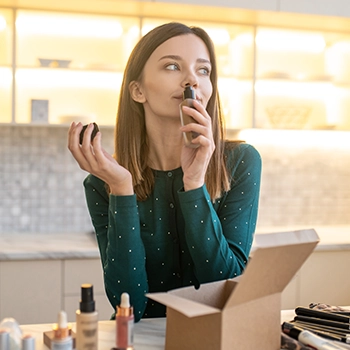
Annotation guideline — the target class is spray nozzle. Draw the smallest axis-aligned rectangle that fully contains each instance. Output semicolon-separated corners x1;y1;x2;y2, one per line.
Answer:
80;284;95;312
183;86;195;100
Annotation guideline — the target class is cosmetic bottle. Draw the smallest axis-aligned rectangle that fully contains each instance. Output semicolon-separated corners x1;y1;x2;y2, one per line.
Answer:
0;318;22;350
51;311;73;350
116;293;134;350
0;329;10;350
76;284;98;350
22;334;36;350
179;85;200;148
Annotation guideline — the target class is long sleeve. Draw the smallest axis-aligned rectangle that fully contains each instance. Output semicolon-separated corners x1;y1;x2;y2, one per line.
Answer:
177;143;262;283
83;177;148;321
82;142;262;322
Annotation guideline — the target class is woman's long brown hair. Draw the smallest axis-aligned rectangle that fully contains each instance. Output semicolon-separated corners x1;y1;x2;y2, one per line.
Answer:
114;22;237;201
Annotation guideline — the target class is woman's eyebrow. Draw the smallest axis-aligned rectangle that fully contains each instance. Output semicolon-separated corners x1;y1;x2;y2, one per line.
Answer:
158;54;182;61
197;58;212;66
159;55;211;66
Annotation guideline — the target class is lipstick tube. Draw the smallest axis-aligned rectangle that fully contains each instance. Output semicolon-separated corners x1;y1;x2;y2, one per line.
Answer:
116;293;134;350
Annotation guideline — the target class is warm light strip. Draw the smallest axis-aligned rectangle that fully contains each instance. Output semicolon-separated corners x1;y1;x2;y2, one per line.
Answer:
255;80;332;98
256;30;326;53
238;129;350;148
234;32;254;46
219;77;252;91
0;68;12;87
205;28;230;46
127;25;140;39
15;69;122;89
141;24;157;36
329;41;350;53
16;14;123;38
0;15;6;31
141;24;230;46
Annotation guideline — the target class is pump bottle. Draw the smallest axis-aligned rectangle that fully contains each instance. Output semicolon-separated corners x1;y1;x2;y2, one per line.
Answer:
76;284;98;350
179;85;200;148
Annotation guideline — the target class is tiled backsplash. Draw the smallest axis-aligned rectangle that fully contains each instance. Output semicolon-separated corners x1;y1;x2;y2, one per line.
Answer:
0;125;114;233
1;125;349;234
250;130;350;227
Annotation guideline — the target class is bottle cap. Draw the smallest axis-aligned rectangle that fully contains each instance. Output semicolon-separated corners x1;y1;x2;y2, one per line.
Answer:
22;335;35;350
120;293;130;308
58;311;68;329
183;86;195;100
116;292;133;318
80;284;95;312
53;311;69;339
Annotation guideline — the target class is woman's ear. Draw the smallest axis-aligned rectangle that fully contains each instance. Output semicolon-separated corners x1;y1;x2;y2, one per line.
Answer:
129;81;146;103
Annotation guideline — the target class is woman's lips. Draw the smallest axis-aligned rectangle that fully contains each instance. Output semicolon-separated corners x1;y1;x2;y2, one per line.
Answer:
175;95;202;103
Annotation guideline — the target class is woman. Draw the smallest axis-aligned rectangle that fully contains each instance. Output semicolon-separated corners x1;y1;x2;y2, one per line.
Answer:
68;22;262;322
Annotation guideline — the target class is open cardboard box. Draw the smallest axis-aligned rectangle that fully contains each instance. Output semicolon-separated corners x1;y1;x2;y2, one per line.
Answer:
147;229;319;350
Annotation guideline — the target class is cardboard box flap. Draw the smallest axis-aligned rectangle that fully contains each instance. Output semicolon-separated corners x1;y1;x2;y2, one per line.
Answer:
168;279;236;309
146;292;220;318
225;229;319;309
254;228;319;248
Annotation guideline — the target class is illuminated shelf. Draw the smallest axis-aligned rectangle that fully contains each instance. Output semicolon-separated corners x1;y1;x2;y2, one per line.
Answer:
254;26;350;130
1;5;350;130
15;65;123;73
256;76;334;83
332;80;350;86
255;80;350;130
0;66;12;123
15;10;140;70
15;68;123;125
0;8;257;127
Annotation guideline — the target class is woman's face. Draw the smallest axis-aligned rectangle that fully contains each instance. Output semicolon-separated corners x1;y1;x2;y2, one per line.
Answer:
137;34;213;121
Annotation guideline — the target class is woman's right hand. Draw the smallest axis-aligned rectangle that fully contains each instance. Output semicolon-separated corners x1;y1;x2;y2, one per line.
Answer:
68;122;134;196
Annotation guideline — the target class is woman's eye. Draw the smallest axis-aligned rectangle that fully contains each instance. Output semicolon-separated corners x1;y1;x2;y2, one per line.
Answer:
199;67;210;75
165;63;179;71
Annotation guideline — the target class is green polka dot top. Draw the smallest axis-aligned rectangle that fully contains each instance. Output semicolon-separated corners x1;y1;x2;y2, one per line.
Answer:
83;143;262;322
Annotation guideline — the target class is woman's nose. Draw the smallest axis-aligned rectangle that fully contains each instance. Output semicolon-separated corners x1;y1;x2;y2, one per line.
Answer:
182;71;198;88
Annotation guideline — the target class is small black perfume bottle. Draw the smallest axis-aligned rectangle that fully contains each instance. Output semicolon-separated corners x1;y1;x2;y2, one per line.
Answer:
179;86;200;148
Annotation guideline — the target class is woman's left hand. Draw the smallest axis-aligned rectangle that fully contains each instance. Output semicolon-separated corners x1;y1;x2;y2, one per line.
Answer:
180;99;215;191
